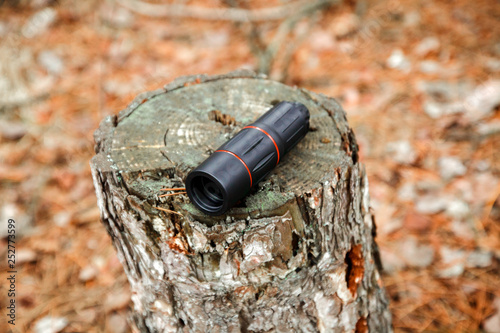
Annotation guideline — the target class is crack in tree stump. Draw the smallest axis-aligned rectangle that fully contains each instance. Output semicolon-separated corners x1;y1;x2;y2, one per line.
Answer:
90;70;393;332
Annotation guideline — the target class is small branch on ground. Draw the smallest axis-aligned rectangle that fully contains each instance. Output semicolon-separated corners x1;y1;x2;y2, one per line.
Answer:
243;0;340;76
116;0;337;22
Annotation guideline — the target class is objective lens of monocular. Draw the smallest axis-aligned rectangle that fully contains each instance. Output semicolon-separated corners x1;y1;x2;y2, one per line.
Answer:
186;101;310;215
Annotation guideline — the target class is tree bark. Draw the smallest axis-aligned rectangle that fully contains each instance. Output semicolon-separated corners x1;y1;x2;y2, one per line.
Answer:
90;70;393;333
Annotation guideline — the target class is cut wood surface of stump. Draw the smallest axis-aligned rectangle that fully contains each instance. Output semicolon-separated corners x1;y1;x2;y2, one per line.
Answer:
90;70;393;332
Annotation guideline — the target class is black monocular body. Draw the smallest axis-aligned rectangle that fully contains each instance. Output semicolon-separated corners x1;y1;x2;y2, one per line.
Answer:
185;101;310;215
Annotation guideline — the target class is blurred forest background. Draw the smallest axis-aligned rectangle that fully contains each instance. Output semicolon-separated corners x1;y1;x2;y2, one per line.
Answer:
0;0;499;332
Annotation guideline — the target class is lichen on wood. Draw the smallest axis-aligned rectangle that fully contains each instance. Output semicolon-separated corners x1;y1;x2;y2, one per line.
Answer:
91;70;393;332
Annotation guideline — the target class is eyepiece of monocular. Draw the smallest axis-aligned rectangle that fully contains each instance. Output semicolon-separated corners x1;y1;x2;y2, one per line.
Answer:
185;101;310;215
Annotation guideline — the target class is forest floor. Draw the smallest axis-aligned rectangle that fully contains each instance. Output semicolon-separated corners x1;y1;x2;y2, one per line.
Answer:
0;0;499;332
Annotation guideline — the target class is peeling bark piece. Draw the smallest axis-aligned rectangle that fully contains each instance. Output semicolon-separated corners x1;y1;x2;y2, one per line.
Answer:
345;244;365;298
90;70;393;332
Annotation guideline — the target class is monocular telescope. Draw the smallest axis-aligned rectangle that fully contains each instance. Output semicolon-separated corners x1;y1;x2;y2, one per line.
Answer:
186;101;310;215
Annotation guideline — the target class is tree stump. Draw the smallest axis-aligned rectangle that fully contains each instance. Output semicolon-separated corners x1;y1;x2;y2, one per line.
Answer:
90;70;392;332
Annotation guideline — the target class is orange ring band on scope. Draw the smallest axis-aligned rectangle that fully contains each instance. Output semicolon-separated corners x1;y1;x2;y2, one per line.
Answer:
243;126;280;165
215;150;252;187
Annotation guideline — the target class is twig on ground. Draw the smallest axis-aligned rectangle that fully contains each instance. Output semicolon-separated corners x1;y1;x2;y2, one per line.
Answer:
116;0;336;22
116;0;340;78
245;0;340;75
276;12;321;82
